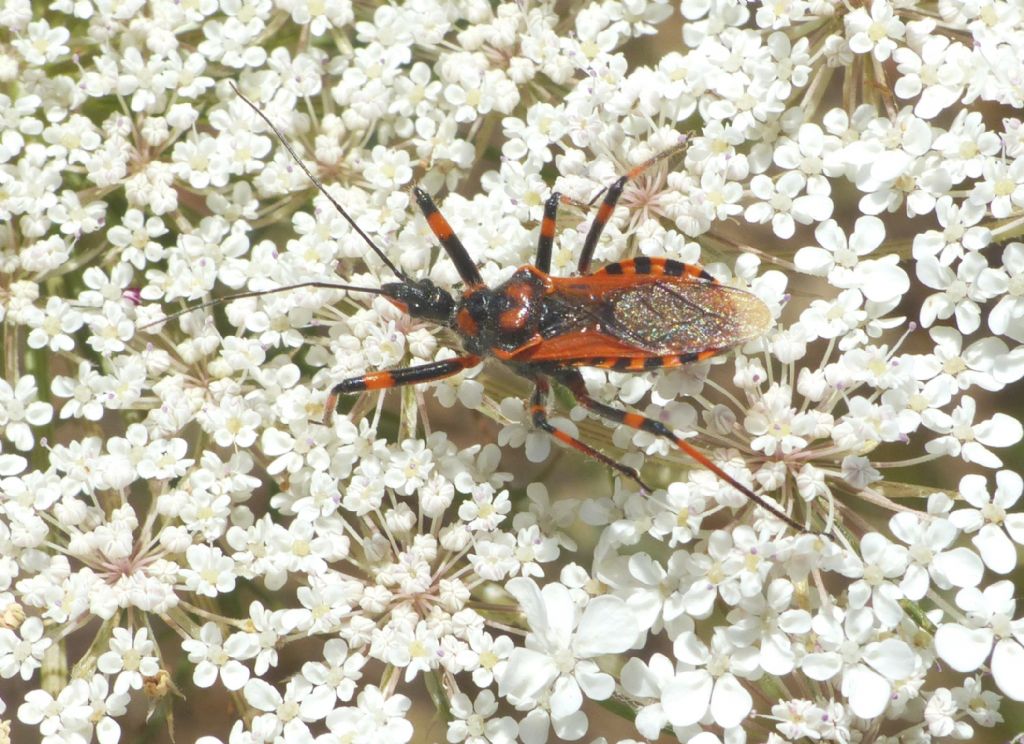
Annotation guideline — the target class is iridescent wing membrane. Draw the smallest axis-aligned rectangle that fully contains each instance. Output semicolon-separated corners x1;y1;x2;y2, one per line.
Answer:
515;257;772;370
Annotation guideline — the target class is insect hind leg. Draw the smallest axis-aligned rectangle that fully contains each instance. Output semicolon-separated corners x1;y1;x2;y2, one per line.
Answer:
530;376;653;491
554;369;806;533
576;139;690;275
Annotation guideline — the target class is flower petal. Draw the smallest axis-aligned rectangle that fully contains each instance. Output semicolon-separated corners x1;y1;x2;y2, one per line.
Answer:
662;670;713;727
973;524;1017;574
574;596;638;657
842;664;891;719
863;638;915;679
802;652;842;681
932;547;984;588
934;624;993;672
709;673;752;729
498;648;557;704
992;638;1024;701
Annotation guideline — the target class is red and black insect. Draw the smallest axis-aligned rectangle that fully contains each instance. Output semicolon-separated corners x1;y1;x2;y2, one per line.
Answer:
221;86;798;532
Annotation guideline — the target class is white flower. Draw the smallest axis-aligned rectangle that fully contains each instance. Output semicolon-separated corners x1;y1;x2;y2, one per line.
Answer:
180;543;238;597
800;607;917;718
301;638;366;702
11;19;70;65
83;673;130;744
923;687;959;737
917;252;1000;334
893;34;968;118
498;578;639;724
661;631;757;729
793;217;908;303
201;395;262;449
244;676;335;741
923;395;1023;468
321;685;414;744
96;627;160;694
620;653;688;739
181;622;258;690
844;532;908;628
466;630;514;689
986;242;1024;342
17;678;91;742
24;295;84;352
0;375;52;450
0;616;51;680
743;171;833;239
934;581;1024;701
888;511;983;600
845;0;906;61
969;156;1024;219
447;689;518;744
769;698;836;741
912;196;991;266
950;471;1024;574
458;486;511;531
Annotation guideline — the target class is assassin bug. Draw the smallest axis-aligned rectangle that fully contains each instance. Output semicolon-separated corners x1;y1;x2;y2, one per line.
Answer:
208;85;800;532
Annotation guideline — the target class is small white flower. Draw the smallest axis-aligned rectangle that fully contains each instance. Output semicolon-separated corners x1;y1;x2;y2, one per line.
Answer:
244;675;335;741
845;0;906;61
950;471;1024;574
499;578;639;724
661;631;756;729
923;395;1023;468
0;616;51;680
180;543;238;597
934;581;1024;701
447;689;518;744
181;622;257;690
96;627;160;694
17;678;91;742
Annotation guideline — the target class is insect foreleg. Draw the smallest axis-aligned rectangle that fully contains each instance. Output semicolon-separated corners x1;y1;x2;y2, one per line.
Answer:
530;376;652;491
323;355;482;425
412;187;484;288
555;369;806;533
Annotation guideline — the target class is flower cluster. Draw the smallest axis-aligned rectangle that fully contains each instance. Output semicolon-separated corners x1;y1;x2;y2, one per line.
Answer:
1;0;1024;742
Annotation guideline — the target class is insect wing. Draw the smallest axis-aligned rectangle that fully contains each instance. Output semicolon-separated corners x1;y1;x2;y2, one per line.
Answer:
512;268;771;363
602;278;772;354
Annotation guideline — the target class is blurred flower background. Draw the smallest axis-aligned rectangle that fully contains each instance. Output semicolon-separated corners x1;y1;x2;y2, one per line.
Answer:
1;0;1024;742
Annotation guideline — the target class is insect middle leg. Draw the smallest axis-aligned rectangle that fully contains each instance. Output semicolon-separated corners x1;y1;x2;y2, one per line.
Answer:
530;376;653;491
533;191;561;274
324;355;482;425
554;369;805;532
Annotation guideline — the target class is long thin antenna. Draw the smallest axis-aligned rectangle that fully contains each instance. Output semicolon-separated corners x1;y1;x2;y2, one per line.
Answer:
138;281;387;330
229;82;406;280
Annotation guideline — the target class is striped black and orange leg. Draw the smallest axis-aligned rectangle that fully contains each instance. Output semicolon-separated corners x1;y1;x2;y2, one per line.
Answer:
555;369;805;532
324;355;482;425
413;187;484;288
535;192;561;274
530;376;653;491
577;141;690;275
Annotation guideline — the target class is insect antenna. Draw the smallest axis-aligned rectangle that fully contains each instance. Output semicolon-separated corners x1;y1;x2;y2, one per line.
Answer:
138;281;388;330
229;82;406;281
